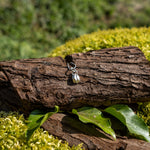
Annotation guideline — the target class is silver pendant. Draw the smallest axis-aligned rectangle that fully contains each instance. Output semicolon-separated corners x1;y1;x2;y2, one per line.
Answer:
72;72;80;83
67;62;80;84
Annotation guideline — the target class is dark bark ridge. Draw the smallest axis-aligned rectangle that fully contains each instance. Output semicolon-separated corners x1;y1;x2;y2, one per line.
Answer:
0;46;150;114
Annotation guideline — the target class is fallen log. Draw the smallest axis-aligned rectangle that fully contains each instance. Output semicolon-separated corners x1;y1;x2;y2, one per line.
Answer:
0;46;150;114
42;113;150;150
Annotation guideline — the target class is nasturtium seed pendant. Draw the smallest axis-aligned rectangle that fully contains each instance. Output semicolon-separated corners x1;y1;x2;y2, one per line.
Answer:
67;62;80;84
72;72;80;84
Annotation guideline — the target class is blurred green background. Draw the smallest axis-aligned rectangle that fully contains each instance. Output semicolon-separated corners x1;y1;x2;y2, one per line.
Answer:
0;0;150;61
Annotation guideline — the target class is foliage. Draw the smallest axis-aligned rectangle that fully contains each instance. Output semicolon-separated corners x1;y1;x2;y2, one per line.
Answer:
72;107;116;140
26;106;59;140
1;0;150;60
72;105;150;142
26;105;150;142
105;104;150;142
0;111;83;150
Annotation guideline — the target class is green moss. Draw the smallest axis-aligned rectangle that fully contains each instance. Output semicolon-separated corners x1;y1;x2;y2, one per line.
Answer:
137;103;150;132
0;111;83;150
49;27;150;61
49;27;150;131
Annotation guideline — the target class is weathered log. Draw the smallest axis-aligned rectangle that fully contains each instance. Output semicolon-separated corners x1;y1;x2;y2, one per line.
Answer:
0;46;150;114
42;113;150;150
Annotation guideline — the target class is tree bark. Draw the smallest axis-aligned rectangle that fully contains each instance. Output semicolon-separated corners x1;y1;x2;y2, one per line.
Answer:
0;46;150;114
42;113;150;150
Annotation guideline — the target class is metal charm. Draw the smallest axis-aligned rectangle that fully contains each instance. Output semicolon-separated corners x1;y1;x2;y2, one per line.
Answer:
67;62;80;84
72;71;80;84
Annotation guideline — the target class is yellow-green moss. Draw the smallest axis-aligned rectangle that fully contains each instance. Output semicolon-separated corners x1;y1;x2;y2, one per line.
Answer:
137;103;150;131
0;111;83;150
49;27;150;61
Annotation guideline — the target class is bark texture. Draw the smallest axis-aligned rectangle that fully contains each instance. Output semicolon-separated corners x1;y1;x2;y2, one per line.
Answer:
0;46;150;114
42;113;150;150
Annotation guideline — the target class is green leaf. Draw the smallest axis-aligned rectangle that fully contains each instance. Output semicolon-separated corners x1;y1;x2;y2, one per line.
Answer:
26;106;59;140
72;107;116;140
104;104;150;142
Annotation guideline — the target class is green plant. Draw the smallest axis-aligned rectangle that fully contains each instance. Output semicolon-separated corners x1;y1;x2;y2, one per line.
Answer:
26;105;150;142
72;107;116;140
105;105;150;142
26;106;59;140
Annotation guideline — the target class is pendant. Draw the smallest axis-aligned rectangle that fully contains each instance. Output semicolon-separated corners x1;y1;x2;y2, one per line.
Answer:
67;61;80;84
72;72;80;84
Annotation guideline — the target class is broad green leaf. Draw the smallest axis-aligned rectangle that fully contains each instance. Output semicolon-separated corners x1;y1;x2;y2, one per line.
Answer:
26;106;59;140
104;104;150;142
72;107;116;140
